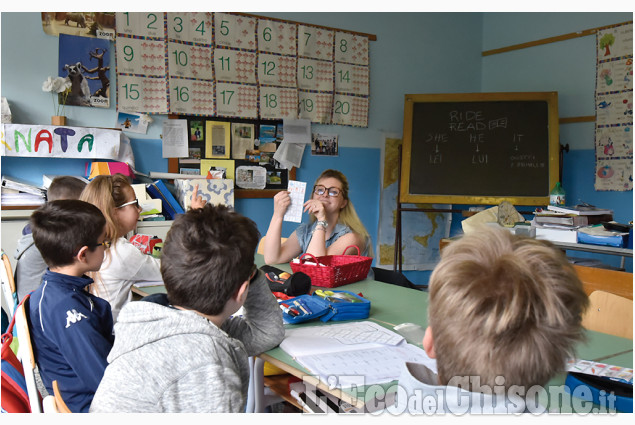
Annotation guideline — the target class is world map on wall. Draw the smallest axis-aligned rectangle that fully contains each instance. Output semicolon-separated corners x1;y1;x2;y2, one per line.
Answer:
376;138;451;270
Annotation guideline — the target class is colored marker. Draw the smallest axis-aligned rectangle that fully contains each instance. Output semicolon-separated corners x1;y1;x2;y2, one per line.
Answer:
280;303;299;317
293;300;309;315
296;299;313;315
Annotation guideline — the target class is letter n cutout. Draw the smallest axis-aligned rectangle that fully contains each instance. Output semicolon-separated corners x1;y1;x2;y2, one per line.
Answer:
78;134;94;152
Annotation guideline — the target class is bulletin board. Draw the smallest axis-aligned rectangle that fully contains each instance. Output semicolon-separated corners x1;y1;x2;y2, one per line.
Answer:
401;92;560;206
167;115;296;198
114;12;373;127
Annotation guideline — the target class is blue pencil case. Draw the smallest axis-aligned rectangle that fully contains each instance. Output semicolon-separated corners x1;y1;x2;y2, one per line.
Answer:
280;290;370;324
565;372;632;412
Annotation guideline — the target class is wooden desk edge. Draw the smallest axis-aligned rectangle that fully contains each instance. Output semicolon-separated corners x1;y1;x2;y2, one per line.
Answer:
258;353;367;409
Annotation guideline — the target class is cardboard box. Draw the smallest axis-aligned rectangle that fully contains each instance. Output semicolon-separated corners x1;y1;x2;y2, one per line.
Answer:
175;179;234;210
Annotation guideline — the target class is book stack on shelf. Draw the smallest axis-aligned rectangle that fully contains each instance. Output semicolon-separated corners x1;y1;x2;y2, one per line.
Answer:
1;175;46;206
532;204;622;245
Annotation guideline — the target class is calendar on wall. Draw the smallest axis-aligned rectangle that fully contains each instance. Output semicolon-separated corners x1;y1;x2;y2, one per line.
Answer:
114;12;370;127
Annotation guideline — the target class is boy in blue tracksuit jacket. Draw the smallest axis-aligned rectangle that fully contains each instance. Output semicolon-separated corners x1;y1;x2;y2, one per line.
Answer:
28;200;114;412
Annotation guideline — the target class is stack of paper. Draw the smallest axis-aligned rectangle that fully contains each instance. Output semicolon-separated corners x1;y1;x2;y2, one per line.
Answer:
280;321;437;389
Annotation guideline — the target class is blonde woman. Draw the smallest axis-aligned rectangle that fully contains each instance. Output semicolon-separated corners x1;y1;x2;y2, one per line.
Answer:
264;169;372;264
80;174;162;323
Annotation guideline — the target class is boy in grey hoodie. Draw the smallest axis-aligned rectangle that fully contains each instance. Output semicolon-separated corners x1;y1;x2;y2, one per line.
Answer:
89;204;285;412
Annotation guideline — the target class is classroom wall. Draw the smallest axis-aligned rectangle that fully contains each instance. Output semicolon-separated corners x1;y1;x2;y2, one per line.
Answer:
2;12;631;279
481;12;633;271
1;12;483;285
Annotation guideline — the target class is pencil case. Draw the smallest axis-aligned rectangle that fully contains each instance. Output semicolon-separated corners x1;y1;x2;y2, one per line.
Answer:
565;372;632;412
280;290;370;324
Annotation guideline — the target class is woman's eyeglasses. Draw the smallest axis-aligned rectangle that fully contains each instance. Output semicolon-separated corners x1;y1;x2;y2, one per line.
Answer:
116;199;139;209
313;185;342;197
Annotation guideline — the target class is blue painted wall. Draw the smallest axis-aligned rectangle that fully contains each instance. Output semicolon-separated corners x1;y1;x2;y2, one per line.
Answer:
2;12;632;279
480;12;633;271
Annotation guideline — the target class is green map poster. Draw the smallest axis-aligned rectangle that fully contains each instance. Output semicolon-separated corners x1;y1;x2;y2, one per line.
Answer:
376;137;451;270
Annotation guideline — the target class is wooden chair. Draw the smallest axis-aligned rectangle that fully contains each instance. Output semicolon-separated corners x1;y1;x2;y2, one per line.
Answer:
14;299;43;413
52;380;71;413
582;290;633;339
573;265;633;300
257;237;288;255
1;250;18;317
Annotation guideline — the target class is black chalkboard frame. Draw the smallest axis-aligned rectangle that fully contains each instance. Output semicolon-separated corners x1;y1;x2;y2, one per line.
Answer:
400;92;559;206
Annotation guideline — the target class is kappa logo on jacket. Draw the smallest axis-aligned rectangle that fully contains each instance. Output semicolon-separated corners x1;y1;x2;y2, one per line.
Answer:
65;309;88;328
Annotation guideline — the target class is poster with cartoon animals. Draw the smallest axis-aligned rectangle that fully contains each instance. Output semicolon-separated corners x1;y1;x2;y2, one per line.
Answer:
58;34;110;108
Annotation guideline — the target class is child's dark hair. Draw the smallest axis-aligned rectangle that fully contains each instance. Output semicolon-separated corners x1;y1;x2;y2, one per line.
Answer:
161;204;260;316
47;176;87;202
31;200;106;268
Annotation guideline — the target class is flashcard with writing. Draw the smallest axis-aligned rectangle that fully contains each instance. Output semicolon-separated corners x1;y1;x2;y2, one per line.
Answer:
298;25;333;61
214;13;257;50
167;12;213;45
169;77;215;115
260;87;298;120
258;19;297;56
116;12;165;38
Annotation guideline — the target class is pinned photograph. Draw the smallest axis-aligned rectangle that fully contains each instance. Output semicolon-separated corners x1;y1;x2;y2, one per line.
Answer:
190;120;204;142
312;133;338;156
116;112;148;134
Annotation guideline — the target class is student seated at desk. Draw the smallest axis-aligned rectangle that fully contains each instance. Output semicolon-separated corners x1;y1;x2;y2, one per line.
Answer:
398;227;589;413
90;204;285;413
263;169;372;264
14;176;87;301
80;174;162;323
28;200;114;413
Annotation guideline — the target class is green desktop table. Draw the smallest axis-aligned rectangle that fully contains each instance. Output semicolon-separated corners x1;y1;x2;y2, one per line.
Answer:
132;255;633;412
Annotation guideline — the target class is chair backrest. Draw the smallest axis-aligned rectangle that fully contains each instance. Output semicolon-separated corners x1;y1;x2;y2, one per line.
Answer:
1;251;18;317
14;299;43;413
52;380;71;413
257;237;288;255
582;290;633;339
573;265;633;300
371;267;427;290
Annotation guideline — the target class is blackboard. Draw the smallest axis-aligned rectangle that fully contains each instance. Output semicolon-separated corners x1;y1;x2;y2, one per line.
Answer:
400;92;559;205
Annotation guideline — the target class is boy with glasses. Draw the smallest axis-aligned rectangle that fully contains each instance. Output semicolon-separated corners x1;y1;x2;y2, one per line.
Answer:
90;204;285;412
28;200;114;412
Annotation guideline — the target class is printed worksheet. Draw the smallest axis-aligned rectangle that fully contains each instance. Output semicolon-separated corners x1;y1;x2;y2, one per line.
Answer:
283;180;306;223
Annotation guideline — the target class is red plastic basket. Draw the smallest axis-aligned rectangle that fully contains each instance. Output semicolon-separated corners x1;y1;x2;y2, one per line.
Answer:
290;245;373;288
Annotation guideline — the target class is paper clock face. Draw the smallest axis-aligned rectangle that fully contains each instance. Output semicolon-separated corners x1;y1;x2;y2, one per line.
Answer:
117;75;167;114
167;12;213;45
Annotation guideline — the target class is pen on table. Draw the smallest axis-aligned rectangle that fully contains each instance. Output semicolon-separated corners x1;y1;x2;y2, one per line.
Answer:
293;300;309;315
280;303;299;317
295;299;312;315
